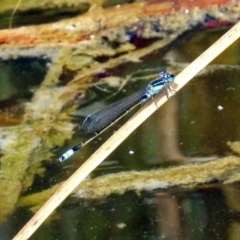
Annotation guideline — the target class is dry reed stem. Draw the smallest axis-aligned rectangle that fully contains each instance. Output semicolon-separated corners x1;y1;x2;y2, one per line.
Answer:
13;21;240;240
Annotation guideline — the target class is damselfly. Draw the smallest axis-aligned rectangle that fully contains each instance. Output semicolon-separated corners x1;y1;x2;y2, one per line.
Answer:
59;70;174;162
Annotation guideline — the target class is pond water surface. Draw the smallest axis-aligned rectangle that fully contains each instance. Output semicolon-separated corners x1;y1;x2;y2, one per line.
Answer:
1;24;240;240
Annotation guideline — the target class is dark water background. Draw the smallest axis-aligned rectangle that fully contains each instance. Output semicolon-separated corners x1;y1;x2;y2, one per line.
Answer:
1;26;240;239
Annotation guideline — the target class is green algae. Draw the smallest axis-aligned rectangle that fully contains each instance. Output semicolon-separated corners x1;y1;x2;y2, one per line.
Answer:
227;141;240;155
18;156;240;211
0;0;240;225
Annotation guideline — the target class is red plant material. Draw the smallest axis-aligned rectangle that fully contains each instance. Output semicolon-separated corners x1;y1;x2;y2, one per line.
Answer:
0;115;21;126
0;0;234;47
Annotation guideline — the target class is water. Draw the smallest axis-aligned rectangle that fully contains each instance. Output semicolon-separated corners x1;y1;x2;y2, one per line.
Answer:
4;185;239;240
1;26;240;239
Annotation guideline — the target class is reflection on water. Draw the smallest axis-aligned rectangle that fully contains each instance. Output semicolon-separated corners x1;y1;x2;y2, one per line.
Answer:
5;184;240;240
1;27;240;239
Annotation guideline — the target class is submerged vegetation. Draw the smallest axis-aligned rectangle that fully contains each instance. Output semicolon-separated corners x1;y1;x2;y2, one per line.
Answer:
0;0;240;233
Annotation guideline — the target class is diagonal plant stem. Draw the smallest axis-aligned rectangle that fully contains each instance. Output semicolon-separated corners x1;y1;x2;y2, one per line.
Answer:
13;20;240;240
